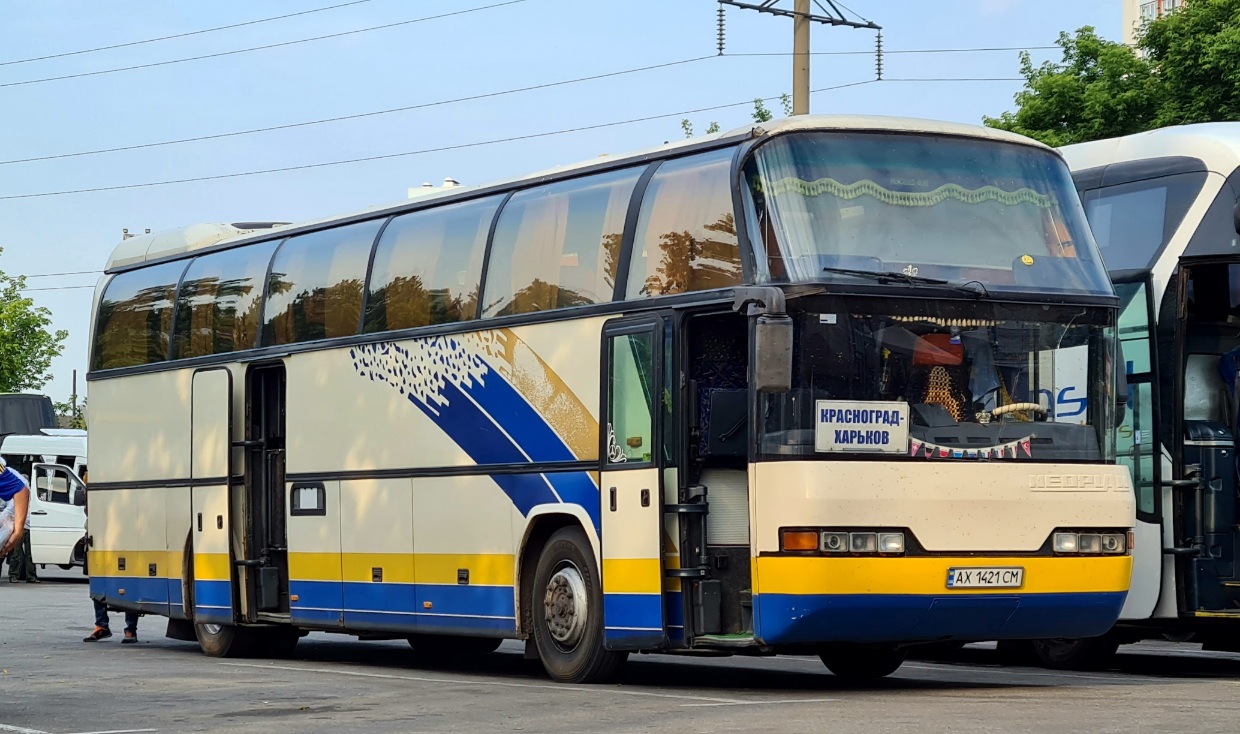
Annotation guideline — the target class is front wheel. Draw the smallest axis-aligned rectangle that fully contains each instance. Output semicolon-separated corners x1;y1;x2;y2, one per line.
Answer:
819;645;907;680
195;623;256;658
1030;634;1119;670
530;527;626;684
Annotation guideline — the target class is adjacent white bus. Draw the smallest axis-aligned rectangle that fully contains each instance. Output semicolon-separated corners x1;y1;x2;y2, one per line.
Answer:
1025;123;1240;667
87;115;1133;683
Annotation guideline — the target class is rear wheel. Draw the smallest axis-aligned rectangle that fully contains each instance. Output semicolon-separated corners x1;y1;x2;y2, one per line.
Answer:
1030;634;1119;670
195;623;256;658
530;527;626;683
408;634;503;656
819;645;906;680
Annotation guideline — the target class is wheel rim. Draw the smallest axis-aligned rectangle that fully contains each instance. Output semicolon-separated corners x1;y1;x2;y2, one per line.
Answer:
201;623;222;636
543;561;588;651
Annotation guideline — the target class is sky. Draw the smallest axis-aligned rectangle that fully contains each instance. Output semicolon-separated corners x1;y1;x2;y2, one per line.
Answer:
0;0;1124;405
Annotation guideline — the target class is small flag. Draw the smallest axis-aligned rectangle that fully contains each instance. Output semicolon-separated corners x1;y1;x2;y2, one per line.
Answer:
910;439;922;457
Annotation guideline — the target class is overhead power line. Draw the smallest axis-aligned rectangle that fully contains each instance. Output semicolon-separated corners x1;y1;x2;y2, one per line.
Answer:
724;44;1057;57
0;0;528;89
0;55;715;166
0;0;375;67
0;80;879;200
19;284;97;292
0;74;1037;201
24;269;101;279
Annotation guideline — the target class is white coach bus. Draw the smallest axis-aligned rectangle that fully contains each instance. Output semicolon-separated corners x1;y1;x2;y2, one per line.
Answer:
1017;123;1240;668
87;115;1133;683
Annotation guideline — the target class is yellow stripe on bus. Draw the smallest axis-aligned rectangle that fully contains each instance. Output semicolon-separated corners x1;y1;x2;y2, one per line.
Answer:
603;558;661;594
88;550;185;579
293;552;514;585
754;555;1132;596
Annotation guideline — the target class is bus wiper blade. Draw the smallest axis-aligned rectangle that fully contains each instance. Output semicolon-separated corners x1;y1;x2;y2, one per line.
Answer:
821;266;949;286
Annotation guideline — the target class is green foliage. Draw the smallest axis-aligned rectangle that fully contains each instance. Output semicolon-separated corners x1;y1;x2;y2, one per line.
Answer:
0;248;67;392
54;398;86;429
984;28;1163;146
752;98;774;123
1144;0;1240;126
988;2;1240;145
780;93;793;117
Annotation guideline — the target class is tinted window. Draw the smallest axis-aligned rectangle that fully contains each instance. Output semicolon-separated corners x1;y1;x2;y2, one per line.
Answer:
1082;172;1207;272
365;196;500;332
482;168;639;318
263;220;383;345
92;261;186;369
172;240;279;358
627;149;742;298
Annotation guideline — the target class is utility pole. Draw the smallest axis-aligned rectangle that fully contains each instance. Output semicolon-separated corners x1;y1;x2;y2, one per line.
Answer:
793;0;810;115
719;1;880;116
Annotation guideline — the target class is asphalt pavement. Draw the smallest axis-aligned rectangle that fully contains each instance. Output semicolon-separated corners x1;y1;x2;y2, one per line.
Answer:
4;568;1240;733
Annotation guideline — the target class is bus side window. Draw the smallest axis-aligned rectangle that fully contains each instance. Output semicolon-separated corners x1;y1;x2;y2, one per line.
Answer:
263;219;384;345
92;261;186;369
482;168;640;318
172;239;279;357
364;196;502;331
627;148;743;299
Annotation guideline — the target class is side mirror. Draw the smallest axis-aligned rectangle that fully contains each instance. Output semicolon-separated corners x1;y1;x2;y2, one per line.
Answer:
754;314;793;393
73;485;86;507
1114;342;1129;429
1233;200;1240;235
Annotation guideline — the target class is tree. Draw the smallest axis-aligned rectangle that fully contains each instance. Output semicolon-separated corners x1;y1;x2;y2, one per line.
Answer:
54;398;86;429
987;1;1240;145
0;248;68;392
680;95;791;138
984;27;1163;146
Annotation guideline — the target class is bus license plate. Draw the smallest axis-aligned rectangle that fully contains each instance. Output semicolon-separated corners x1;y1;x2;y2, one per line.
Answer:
946;567;1024;589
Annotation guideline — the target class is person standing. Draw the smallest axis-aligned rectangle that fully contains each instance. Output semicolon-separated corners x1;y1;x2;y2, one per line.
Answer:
81;481;138;643
7;473;37;583
0;460;31;575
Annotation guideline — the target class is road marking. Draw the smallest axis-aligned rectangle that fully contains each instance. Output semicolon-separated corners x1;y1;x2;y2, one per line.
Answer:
681;698;838;707
0;724;49;734
220;662;745;704
64;729;158;734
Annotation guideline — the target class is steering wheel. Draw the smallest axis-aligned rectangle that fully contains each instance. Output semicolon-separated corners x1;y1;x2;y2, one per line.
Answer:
991;402;1048;418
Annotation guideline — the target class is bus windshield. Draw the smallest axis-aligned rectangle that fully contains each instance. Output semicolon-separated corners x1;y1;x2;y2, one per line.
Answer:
743;131;1113;296
759;297;1116;463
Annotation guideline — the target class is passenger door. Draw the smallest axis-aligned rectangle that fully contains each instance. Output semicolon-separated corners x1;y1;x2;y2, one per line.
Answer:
599;318;667;649
28;463;86;566
189;368;236;625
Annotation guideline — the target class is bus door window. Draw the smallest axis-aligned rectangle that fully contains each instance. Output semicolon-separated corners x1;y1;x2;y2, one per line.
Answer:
1116;281;1158;517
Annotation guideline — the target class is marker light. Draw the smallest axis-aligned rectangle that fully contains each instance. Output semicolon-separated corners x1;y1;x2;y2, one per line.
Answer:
1101;533;1127;554
850;532;878;553
878;532;906;554
1053;532;1079;553
820;532;849;553
781;530;820;552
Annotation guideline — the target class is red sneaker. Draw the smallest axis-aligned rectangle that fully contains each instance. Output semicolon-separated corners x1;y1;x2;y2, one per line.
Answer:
83;627;112;642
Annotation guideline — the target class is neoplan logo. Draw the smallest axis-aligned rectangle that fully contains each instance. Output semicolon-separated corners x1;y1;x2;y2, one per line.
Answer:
1029;474;1119;489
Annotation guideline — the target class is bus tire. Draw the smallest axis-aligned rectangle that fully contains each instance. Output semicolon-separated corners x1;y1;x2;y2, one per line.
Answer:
1030;634;1119;670
819;644;907;680
408;634;502;656
530;526;626;684
195;623;255;658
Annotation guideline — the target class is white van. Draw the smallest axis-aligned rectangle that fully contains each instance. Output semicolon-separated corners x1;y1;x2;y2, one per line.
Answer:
0;430;88;568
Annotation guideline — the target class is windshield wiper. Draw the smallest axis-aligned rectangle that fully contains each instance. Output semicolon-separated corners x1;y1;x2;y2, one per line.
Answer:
821;266;948;285
821;266;989;297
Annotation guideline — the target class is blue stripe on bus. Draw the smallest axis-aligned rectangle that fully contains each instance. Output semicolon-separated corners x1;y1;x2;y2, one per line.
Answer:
603;592;664;649
753;591;1127;645
293;579;517;634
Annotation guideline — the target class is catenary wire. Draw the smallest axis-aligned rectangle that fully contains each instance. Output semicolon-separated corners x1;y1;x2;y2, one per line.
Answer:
0;0;375;67
0;80;879;200
0;0;528;89
723;45;1058;57
24;270;101;278
0;55;715;166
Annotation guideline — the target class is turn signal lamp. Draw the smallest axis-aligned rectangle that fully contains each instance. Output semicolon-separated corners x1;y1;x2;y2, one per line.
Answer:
781;530;820;552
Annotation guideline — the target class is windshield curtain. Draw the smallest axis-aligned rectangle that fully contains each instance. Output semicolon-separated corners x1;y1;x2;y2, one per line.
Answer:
759;297;1116;463
743;131;1113;296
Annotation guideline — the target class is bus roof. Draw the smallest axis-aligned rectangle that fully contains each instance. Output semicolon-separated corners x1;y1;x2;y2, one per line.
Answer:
103;114;1053;272
1060;122;1240;175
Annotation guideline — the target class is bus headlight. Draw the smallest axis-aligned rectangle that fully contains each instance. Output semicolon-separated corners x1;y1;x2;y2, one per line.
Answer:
877;532;905;554
1079;533;1103;554
1053;532;1079;553
820;532;849;553
849;532;877;553
1101;533;1127;554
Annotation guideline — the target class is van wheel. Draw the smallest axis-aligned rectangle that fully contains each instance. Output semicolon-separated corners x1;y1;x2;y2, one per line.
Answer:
195;623;256;658
820;644;907;679
530;527;626;683
1031;635;1119;670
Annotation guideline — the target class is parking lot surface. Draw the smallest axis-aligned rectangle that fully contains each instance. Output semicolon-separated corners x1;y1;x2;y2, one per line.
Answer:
5;570;1240;733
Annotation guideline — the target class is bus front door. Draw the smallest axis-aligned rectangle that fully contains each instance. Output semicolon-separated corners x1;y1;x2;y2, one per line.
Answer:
190;368;236;625
599;318;667;650
240;363;291;621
